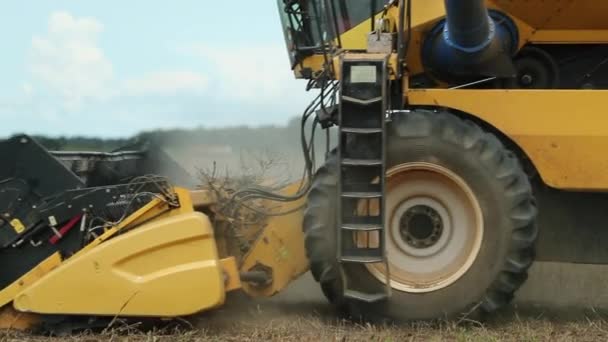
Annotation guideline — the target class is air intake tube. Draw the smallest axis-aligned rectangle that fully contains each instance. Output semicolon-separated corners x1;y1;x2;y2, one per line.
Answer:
422;0;519;83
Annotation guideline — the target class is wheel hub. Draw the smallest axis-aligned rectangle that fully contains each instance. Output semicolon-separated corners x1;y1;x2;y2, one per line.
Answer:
365;162;484;294
400;205;443;249
520;74;533;86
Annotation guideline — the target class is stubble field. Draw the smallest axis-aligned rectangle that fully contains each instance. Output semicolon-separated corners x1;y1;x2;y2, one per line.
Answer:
3;274;608;342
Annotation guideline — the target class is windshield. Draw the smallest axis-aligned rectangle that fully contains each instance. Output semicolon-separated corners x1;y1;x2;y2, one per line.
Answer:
277;0;331;67
332;0;386;34
278;0;387;67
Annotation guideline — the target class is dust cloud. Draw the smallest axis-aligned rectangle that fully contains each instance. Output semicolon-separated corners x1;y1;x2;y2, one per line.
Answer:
146;128;608;329
194;274;333;333
148;127;337;329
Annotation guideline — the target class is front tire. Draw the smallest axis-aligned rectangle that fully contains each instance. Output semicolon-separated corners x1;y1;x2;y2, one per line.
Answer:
303;110;538;320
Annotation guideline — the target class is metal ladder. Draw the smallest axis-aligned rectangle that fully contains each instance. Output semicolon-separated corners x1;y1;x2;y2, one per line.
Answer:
337;55;390;303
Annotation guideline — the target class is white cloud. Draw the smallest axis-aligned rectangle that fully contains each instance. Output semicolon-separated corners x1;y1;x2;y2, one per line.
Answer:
5;11;312;137
123;71;208;96
21;83;33;97
48;11;103;38
182;44;310;105
27;11;210;112
29;11;114;110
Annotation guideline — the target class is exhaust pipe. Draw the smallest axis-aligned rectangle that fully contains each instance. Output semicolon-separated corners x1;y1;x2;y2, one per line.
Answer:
422;0;519;83
444;0;493;51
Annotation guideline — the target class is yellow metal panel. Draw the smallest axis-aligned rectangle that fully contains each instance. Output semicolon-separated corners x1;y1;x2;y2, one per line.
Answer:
171;187;198;215
339;13;382;51
75;187;194;257
14;212;226;317
529;30;608;44
490;1;608;43
403;0;608;46
407;89;608;190
219;257;241;292
240;183;308;297
410;0;446;27
294;55;326;79
493;0;608;30
0;253;62;307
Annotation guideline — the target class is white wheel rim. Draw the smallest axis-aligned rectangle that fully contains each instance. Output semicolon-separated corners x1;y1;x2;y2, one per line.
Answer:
365;162;484;293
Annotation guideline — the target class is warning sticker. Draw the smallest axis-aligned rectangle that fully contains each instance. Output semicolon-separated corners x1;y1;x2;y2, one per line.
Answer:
10;219;25;234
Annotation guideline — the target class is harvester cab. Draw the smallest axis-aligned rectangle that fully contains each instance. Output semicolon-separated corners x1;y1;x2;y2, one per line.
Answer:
3;0;608;331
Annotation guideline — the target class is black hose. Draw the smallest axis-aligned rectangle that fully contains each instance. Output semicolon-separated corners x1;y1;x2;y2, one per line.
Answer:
226;80;338;216
397;0;411;78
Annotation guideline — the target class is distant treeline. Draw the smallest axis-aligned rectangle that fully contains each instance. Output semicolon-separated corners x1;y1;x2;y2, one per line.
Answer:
33;136;133;151
33;116;330;152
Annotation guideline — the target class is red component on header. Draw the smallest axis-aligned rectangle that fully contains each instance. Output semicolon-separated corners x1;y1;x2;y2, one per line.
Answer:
49;214;83;245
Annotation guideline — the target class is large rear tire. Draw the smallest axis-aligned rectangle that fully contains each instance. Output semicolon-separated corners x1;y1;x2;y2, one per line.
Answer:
303;110;538;320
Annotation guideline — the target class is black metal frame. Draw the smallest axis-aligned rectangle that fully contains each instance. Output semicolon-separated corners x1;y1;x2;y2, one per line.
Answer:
0;135;179;289
337;55;391;302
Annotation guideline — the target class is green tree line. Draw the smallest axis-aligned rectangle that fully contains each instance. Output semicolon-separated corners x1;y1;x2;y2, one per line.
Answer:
32;116;330;153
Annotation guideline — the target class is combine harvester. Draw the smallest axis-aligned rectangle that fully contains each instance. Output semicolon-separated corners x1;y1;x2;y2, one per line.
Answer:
2;0;608;330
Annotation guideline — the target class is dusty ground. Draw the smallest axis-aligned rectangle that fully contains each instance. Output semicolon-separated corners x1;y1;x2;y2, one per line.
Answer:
4;273;608;342
4;318;608;342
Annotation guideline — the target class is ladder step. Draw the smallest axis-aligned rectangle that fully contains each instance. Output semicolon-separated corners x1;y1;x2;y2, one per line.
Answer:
341;223;382;231
344;290;388;303
338;57;389;300
341;127;382;134
340;255;384;263
341;192;382;199
342;96;382;105
341;158;382;166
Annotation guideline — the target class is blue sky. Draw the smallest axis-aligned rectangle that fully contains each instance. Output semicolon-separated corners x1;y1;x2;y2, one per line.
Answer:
0;1;314;137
